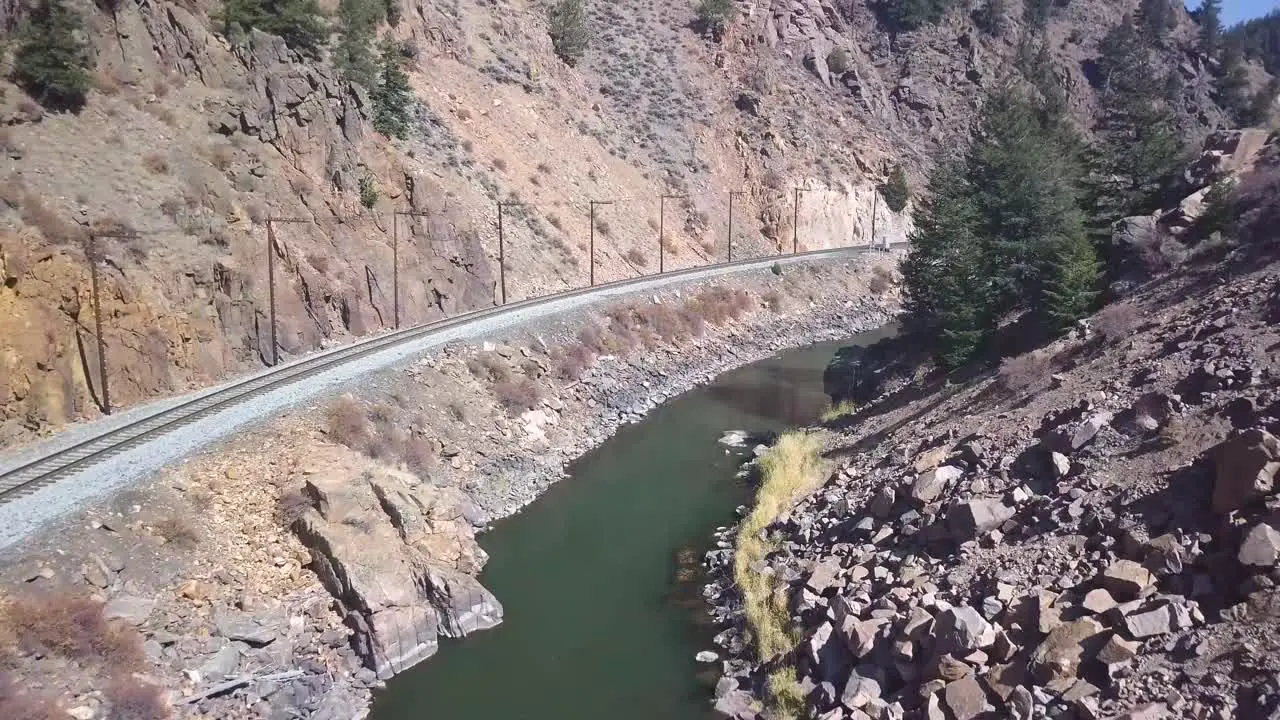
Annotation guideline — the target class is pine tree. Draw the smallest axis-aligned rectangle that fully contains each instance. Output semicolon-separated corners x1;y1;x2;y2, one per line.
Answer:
11;0;93;112
1217;36;1254;122
1199;0;1223;56
548;0;589;65
1038;230;1099;333
334;0;383;87
1139;0;1176;39
900;165;991;368
218;0;328;58
885;0;952;31
371;42;413;139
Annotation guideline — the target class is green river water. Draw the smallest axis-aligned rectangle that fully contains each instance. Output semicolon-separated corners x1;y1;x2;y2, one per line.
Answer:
371;328;892;720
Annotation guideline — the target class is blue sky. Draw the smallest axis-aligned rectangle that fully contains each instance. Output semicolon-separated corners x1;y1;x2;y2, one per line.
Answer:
1185;0;1280;25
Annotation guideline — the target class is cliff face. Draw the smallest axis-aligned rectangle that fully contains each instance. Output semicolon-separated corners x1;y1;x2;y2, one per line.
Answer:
0;0;1260;446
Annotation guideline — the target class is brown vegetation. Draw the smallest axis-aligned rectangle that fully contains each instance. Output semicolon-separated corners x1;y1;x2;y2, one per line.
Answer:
0;594;143;670
552;343;595;380
624;248;648;267
326;396;369;448
493;377;544;413
0;670;66;720
466;352;512;383
996;351;1051;396
105;678;169;720
1093;302;1141;343
152;514;200;547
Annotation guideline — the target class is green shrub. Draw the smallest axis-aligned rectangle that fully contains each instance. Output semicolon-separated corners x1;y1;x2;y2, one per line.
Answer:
359;175;379;209
696;0;736;37
879;164;910;213
217;0;328;58
548;0;589;65
10;0;93;112
826;48;851;75
372;42;414;138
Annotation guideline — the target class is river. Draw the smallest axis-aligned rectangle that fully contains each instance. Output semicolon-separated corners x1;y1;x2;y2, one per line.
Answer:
371;327;893;719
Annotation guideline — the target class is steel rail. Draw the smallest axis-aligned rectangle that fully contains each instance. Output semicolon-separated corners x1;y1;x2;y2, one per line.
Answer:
0;244;901;504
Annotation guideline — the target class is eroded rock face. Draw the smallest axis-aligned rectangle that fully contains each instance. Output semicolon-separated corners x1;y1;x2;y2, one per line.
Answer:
292;449;501;679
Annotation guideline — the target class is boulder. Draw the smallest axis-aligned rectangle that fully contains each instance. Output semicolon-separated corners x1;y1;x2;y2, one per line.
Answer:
932;606;995;655
841;670;881;709
1238;523;1280;567
1212;429;1280;514
1101;560;1156;600
103;596;156;627
942;676;988;720
1124;605;1173;639
869;487;896;518
912;465;963;504
292;455;502;679
808;558;843;595
948;499;1014;540
1031;617;1105;685
1081;589;1117;615
1050;452;1072;479
1097;634;1139;668
913;446;952;473
215;610;277;646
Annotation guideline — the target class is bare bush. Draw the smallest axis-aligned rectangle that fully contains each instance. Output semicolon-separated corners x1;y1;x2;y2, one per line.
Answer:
552;343;594;380
400;436;438;478
207;143;236;172
997;351;1051;396
624;248;648;267
688;286;753;324
762;289;786;312
493;377;544;413
868;265;894;295
595;219;611;236
326;396;368;448
0;671;64;720
0;594;143;669
21;194;80;244
369;402;396;424
276;488;312;527
105;678;169;720
1093;302;1140;343
152;514;200;547
467;352;512;383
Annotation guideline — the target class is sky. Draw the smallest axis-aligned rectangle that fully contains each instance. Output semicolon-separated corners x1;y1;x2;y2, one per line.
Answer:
1185;0;1280;25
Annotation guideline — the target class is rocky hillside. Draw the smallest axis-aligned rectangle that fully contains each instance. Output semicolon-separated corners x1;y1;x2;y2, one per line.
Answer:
0;0;1260;446
702;134;1280;719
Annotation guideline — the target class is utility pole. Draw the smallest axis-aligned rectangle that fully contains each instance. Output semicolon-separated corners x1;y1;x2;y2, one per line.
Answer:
265;218;308;366
870;189;879;251
588;199;613;286
495;201;510;305
85;229;139;415
392;209;434;327
658;194;686;275
727;191;744;262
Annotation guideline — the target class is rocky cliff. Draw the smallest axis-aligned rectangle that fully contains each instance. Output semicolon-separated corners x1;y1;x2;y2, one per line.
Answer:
2;0;1262;447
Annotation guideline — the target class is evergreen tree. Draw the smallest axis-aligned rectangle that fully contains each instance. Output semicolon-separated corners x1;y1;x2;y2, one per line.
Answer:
696;0;736;37
334;0;384;87
973;0;1006;36
1139;0;1176;39
885;0;952;31
879;164;910;213
1226;9;1280;74
371;42;413;139
548;0;589;64
11;0;93;112
219;0;328;58
1038;229;1099;333
1198;0;1223;56
1093;19;1183;218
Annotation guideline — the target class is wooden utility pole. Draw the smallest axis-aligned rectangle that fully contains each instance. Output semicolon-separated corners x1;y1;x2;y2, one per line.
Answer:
83;231;131;415
264;218;308;366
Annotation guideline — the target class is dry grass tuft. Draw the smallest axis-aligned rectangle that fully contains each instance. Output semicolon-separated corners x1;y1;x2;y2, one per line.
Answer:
735;432;824;664
142;153;170;175
624;248;648;267
399;436;438;478
493;377;544;414
21;194;80;244
997;351;1051;397
0;670;66;720
551;343;595;380
466;352;512;384
820;399;857;423
0;594;144;670
105;677;169;720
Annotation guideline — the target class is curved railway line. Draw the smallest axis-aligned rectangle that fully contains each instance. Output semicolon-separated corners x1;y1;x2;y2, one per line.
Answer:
0;244;901;514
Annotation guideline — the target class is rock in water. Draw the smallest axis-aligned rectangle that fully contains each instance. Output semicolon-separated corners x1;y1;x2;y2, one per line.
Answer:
695;650;719;663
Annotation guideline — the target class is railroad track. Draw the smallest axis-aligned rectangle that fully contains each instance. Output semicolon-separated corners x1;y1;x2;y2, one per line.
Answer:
0;244;900;505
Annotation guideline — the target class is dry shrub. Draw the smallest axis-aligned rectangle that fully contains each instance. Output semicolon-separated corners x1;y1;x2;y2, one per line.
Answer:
90;70;122;96
762;289;786;312
0;671;65;720
276;488;312;527
152;77;171;98
207;142;236;172
493;377;543;413
492;157;507;172
326;396;368;448
467;351;512;383
552;343;595;380
21;195;80;244
1093;302;1140;343
105;678;169;720
152;515;199;547
143;104;176;127
547;214;564;231
624;248;648;267
595;219;611;237
400;436;438;477
0;594;143;670
141;153;170;175
997;351;1051;397
369;402;396;424
868;265;894;294
688;286;753;324
536;162;551;174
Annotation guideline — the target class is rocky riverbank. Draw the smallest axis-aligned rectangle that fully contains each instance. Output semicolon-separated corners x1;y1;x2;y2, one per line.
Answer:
0;256;899;720
700;257;1280;719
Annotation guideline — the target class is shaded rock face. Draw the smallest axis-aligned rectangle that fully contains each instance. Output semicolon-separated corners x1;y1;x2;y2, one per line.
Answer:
1213;429;1280;514
293;452;501;679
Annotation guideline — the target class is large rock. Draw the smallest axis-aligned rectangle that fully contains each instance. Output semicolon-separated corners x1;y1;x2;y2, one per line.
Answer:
942;676;988;720
932;606;995;655
1031;617;1105;685
841;670;881;709
948;499;1014;540
911;465;963;504
1101;560;1156;600
1239;523;1280;567
292;452;502;679
1212;430;1280;514
1124;605;1173;639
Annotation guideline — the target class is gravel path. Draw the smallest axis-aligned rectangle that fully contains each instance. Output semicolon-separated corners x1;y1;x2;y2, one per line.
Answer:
0;247;889;548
